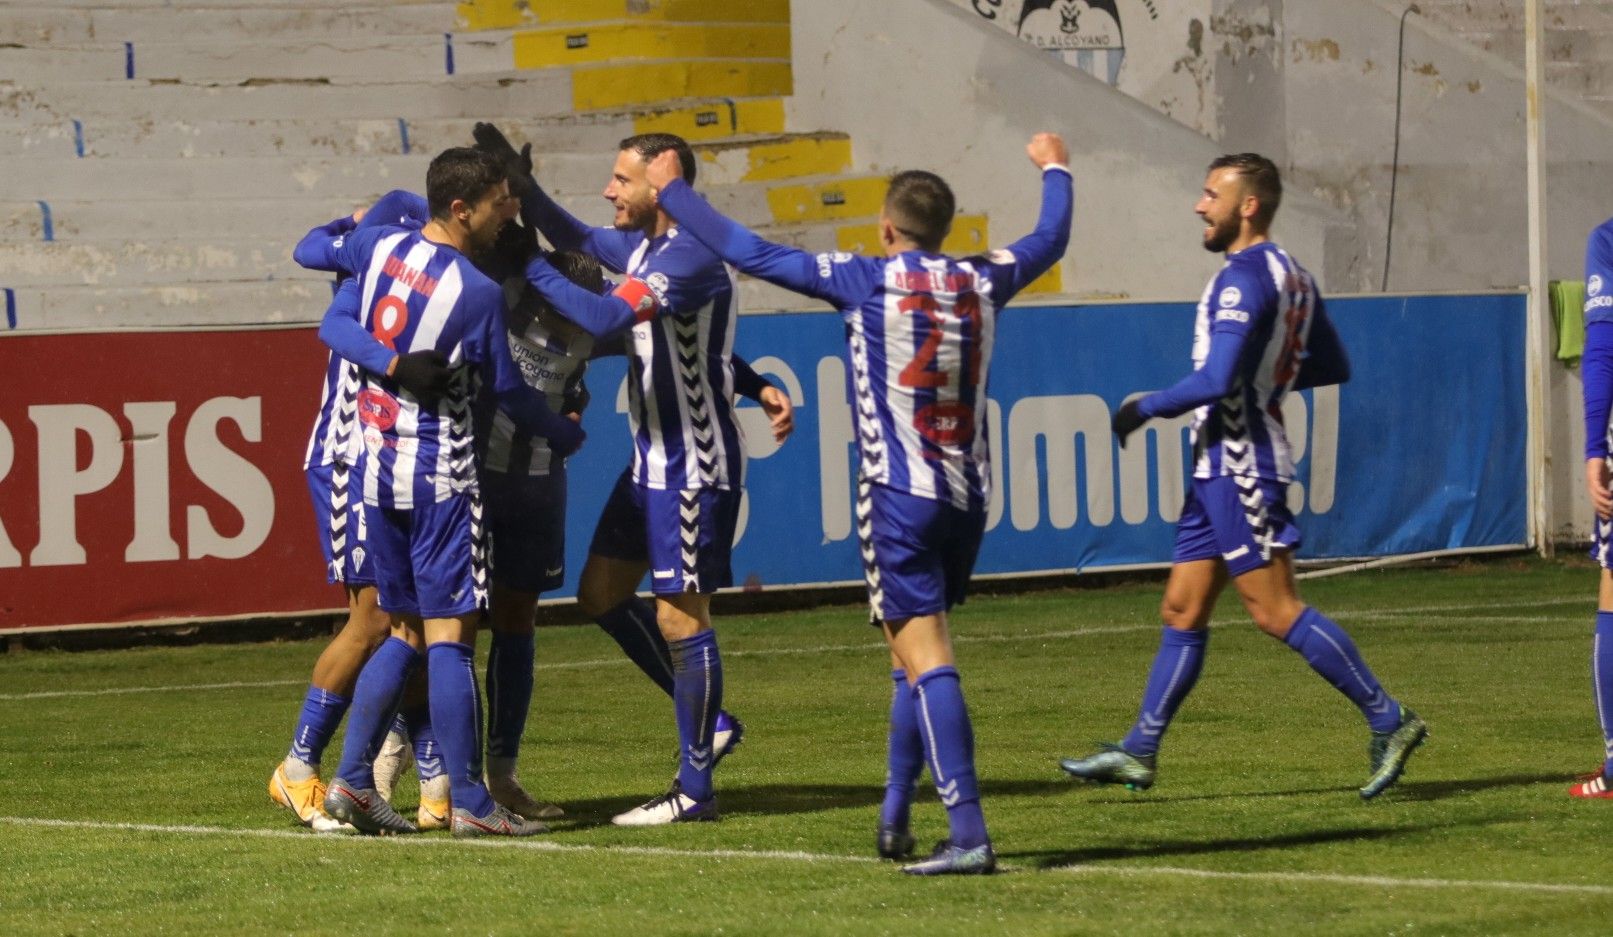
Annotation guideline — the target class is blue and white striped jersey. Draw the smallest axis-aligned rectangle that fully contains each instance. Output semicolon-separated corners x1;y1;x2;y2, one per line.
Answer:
655;167;1073;512
1582;217;1613;460
303;309;361;470
1189;241;1317;482
817;249;1044;512
1585;217;1613;328
520;186;745;491
616;230;742;491
477;277;595;477
297;191;430;471
328;226;525;510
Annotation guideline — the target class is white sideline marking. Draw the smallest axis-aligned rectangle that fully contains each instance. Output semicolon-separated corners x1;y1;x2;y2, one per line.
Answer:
0;679;306;700
0;596;1589;702
1048;862;1613;896
2;816;1610;897
0;816;869;865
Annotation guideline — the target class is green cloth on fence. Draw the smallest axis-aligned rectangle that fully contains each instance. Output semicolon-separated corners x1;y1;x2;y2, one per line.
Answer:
1552;279;1586;363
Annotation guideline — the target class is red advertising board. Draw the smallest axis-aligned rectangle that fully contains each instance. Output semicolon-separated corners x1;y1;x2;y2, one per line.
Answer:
0;326;343;632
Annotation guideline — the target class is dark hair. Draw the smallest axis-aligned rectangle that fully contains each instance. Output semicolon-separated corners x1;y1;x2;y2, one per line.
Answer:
618;132;697;186
1208;153;1282;227
548;248;605;294
426;147;506;220
478;220;539;281
884;170;955;250
518;249;607;329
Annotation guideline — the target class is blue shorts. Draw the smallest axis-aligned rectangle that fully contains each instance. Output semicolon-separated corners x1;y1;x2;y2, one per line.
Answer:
305;462;375;587
587;469;739;595
1173;475;1302;577
365;492;488;619
483;467;567;595
858;481;985;626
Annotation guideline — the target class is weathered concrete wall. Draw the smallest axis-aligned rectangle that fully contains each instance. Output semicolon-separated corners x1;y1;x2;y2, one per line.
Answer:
943;0;1220;136
790;0;1350;299
1240;0;1613;294
1233;1;1613;541
940;1;1613;294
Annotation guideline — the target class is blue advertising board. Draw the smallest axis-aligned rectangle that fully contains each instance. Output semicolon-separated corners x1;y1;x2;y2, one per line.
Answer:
556;292;1526;597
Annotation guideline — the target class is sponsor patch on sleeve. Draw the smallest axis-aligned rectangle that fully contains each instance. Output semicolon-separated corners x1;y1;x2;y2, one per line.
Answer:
1591;274;1604;296
1215;308;1250;324
815;251;854;279
613;277;662;323
1217;285;1243;309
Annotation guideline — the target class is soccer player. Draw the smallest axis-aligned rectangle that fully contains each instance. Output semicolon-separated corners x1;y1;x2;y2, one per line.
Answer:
1574;215;1613;799
471;214;791;821
642;133;1073;873
269;193;450;832
312;147;585;836
475;238;599;823
479;124;778;826
1060;153;1426;800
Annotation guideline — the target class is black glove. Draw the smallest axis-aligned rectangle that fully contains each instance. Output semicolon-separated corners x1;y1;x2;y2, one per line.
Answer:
482;220;539;281
391;349;452;408
472;121;535;199
1111;399;1147;446
561;377;591;418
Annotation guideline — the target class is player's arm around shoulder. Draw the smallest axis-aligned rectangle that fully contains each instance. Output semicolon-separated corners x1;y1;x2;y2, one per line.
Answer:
646;150;861;305
632;228;730;318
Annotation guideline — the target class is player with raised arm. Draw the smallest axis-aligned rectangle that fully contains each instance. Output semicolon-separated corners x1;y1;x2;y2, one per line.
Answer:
268;192;451;833
475;124;783;826
1060;153;1425;800
1573;215;1613;800
312;148;584;837
476;233;793;822
644;133;1072;874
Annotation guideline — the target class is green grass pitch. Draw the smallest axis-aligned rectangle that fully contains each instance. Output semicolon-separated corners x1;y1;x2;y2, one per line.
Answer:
4;555;1613;935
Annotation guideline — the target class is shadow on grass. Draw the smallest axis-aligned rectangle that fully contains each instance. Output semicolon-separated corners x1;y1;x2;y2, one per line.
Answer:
1070;771;1579;806
532;772;1578;831
545;778;1074;827
1387;771;1582;801
1009;817;1502;869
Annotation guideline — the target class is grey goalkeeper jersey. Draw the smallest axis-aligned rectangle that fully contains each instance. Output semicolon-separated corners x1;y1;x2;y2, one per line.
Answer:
480;276;595;477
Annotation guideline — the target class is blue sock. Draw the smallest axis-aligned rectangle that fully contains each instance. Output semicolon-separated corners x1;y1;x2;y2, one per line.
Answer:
1120;627;1208;757
427;641;495;818
912;666;988;850
1284;606;1401;734
485;630;535;759
287;686;350;767
1595;611;1613;778
881;669;923;832
670;629;723;802
598;598;675;697
332;637;418;789
401;704;443;784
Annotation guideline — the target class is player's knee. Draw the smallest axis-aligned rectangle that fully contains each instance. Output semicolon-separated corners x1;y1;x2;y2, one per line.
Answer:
1247;602;1302;639
575;577;615;618
490;609;536;636
655;595;709;641
1159;596;1206;630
